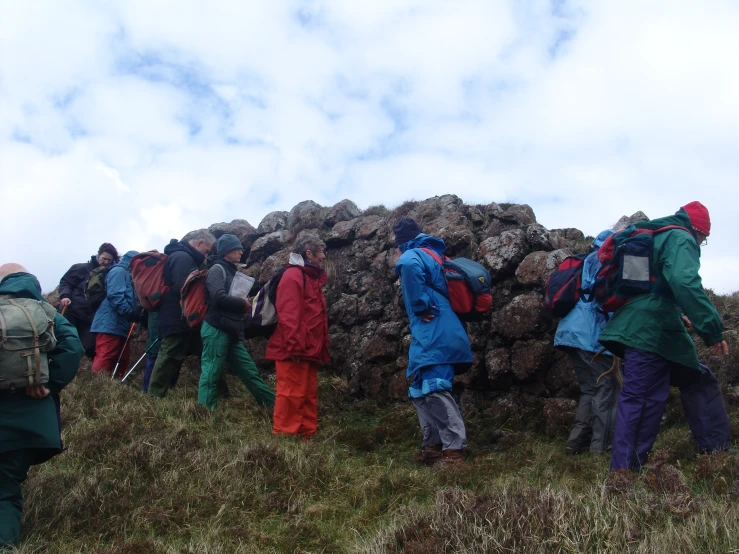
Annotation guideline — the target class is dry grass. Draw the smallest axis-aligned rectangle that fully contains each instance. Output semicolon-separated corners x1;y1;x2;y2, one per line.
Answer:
10;300;739;553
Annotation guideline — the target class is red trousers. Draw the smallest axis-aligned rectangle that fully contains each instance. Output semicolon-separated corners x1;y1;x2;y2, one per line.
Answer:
273;360;318;438
91;333;131;378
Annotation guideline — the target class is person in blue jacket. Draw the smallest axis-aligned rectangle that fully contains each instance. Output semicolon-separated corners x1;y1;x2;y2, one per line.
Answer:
554;230;618;455
90;250;138;377
393;218;473;467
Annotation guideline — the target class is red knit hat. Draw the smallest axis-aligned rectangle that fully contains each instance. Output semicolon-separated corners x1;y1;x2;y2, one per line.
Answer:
681;201;711;236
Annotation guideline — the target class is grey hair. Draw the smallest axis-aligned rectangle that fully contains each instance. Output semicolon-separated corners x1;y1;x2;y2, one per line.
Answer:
183;229;216;245
291;234;326;259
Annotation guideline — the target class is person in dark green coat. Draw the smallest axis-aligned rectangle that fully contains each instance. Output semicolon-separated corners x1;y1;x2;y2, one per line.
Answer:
0;265;84;548
598;202;730;471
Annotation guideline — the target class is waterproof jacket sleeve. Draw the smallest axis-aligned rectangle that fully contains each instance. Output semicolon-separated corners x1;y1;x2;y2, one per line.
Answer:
205;265;247;314
105;267;134;317
274;268;306;355
658;231;724;346
47;314;84;395
397;251;436;317
58;263;85;299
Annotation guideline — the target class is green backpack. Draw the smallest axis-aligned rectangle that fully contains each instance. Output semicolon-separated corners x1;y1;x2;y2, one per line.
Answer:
84;265;109;310
0;297;58;390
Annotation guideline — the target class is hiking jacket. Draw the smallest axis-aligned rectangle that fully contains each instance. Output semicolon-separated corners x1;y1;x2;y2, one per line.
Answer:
598;209;724;370
394;234;473;381
204;257;248;341
266;260;329;364
0;272;83;463
91;251;138;337
158;240;206;338
58;255;100;323
554;250;611;354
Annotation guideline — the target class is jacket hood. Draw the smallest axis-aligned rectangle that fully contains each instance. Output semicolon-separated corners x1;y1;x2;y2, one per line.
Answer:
0;272;45;301
116;250;139;271
164;239;205;266
401;233;447;255
633;211;697;239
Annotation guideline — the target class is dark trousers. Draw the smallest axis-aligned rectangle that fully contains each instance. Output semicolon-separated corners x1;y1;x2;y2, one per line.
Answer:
0;451;34;548
64;314;96;358
566;349;620;453
610;347;730;471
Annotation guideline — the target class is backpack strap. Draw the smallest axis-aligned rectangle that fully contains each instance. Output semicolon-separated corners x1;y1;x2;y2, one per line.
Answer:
8;299;42;385
418;248;450;299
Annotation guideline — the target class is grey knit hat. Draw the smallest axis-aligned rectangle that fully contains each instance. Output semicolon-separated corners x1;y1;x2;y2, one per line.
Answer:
216;234;244;256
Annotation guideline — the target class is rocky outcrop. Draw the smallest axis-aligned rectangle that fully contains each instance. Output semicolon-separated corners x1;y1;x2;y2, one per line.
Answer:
47;194;618;427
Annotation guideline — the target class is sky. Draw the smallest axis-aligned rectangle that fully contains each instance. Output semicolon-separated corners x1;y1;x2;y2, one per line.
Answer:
1;1;738;294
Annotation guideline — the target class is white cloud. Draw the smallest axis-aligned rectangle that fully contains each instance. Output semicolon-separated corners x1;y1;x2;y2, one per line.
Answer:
0;0;737;295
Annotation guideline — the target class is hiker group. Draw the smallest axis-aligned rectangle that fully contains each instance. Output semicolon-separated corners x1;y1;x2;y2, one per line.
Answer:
0;199;733;547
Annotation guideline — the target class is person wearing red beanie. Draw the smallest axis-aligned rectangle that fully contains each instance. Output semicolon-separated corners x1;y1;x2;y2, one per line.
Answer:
599;201;731;472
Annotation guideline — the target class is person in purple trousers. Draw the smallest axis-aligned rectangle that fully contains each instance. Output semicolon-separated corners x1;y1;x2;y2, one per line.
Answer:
598;201;730;471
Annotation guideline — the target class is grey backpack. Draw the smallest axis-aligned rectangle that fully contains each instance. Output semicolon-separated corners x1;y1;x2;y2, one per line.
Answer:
0;297;58;390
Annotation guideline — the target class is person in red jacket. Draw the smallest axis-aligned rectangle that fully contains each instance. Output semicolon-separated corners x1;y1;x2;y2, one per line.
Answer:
266;234;329;438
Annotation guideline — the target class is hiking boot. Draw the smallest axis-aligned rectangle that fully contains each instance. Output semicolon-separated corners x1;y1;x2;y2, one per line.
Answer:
438;448;465;467
414;443;443;465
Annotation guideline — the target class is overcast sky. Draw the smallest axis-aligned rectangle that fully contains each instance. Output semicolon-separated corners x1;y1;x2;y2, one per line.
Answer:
1;1;737;294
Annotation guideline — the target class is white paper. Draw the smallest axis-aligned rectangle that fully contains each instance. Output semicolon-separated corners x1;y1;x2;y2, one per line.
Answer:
229;271;255;297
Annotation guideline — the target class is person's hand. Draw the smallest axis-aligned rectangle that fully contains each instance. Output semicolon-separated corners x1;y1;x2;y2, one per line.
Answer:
60;298;71;309
25;384;50;399
242;297;252;312
681;315;692;329
421;308;437;322
710;341;729;356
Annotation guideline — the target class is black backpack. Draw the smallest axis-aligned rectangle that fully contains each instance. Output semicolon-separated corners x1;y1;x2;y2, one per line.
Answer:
84;265;110;310
543;253;588;318
244;266;304;339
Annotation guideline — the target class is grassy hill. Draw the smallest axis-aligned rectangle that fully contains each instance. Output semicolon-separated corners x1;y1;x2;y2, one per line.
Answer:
12;292;739;553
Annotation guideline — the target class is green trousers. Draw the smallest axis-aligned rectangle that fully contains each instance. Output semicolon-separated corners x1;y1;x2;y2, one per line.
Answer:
198;321;275;410
148;333;191;398
0;450;33;548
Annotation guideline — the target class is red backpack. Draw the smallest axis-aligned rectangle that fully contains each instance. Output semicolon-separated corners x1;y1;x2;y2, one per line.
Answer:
130;251;170;311
419;248;493;321
544;253;588;317
181;269;208;328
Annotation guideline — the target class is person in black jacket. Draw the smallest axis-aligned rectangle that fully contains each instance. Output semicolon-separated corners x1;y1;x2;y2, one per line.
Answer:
58;243;119;357
147;230;216;397
198;234;275;410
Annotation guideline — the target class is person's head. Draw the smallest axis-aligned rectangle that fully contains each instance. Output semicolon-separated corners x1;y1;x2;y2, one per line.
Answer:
185;229;217;256
292;234;327;267
97;243;119;267
216;234;244;263
0;263;29;283
393;218;422;250
680;201;711;246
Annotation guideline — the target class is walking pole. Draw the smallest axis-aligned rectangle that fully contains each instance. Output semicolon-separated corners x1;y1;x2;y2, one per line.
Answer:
112;322;136;380
121;338;159;383
61;305;67;317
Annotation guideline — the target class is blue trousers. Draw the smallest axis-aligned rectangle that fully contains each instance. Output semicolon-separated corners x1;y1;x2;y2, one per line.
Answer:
610;347;730;471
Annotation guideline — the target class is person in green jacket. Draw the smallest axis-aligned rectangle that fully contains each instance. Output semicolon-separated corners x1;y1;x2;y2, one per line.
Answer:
0;264;84;548
598;202;730;471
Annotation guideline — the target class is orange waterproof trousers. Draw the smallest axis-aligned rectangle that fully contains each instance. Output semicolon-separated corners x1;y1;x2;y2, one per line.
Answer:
273;360;318;438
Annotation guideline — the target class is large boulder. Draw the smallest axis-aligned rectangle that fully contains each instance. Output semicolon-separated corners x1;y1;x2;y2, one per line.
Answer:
491;293;548;340
515;249;571;287
324;199;362;227
257;211;289;234
246;231;290;265
511;339;554;381
614;211;649;231
288;200;325;230
479;229;529;278
208;219;257;249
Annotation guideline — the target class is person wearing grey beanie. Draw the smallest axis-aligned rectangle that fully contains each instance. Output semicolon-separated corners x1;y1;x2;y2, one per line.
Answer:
198;234;275;411
216;234;244;257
